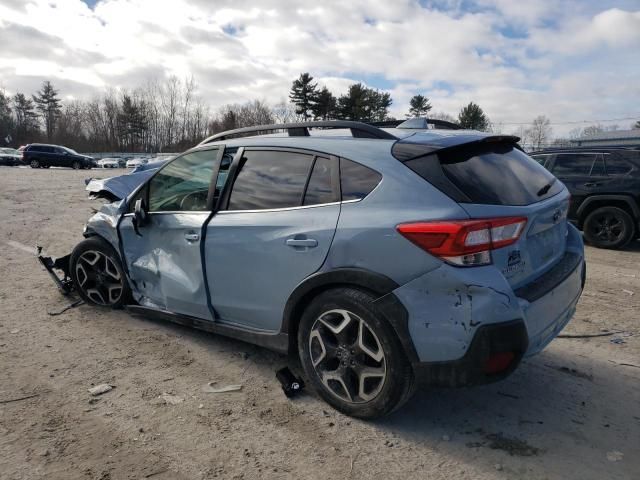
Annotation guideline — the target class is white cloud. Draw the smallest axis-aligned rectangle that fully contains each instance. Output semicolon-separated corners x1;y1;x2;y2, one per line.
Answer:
0;0;638;136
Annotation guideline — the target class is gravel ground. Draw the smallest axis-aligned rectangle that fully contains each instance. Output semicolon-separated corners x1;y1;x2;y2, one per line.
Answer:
1;167;639;480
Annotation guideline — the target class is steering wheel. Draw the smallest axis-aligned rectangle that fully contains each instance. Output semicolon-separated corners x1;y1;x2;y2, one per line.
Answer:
179;190;207;211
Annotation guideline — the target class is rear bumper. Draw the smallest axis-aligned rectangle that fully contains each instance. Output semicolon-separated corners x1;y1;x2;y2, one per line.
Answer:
393;224;585;384
413;319;528;387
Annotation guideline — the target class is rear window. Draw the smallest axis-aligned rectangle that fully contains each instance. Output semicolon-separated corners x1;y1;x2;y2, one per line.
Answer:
605;152;635;175
407;144;563;206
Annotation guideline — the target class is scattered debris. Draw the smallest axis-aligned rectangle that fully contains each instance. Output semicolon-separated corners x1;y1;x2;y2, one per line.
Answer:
550;366;593;381
201;382;242;394
48;299;84;316
10;329;20;334
558;331;623;339
494;463;503;471
485;433;540;457
610;337;626;345
145;469;169;478
159;393;184;405
276;367;305;398
621;289;634;296
88;384;114;396
606;451;624;462
497;391;519;399
198;403;204;409
0;393;40;404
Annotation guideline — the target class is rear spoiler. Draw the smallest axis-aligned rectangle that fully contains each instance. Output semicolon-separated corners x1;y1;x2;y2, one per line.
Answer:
392;134;521;162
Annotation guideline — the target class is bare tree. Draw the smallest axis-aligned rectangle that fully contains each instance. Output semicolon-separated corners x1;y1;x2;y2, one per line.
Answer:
528;115;552;150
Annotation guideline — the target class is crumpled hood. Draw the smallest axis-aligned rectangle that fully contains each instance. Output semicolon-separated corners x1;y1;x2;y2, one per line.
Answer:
85;169;155;200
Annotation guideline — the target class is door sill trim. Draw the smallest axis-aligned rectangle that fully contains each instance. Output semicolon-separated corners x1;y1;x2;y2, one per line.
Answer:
126;305;289;354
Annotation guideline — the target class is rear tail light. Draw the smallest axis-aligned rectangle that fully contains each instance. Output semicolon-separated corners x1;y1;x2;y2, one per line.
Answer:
396;217;527;266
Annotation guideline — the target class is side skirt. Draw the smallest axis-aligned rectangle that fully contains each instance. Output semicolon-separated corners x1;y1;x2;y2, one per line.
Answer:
126;305;289;354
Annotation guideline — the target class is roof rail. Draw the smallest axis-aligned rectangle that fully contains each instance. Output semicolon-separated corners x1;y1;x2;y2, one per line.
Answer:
368;118;461;130
198;120;398;145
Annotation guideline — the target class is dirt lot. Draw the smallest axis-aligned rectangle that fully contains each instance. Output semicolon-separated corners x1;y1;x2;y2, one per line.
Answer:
1;167;638;480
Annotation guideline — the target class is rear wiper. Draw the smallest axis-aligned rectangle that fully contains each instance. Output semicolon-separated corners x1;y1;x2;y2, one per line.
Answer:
537;178;556;196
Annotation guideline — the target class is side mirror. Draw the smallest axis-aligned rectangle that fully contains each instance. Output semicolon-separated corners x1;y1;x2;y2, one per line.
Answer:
132;198;149;236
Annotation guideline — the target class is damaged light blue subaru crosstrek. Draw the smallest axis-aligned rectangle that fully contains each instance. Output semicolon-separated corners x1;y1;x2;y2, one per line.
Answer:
42;119;585;418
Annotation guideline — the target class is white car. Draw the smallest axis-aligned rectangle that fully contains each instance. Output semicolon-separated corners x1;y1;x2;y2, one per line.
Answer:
126;158;148;168
97;158;120;168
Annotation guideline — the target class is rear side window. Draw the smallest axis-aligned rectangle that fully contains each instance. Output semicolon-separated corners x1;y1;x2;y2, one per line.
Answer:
605;152;634;175
303;156;338;206
228;151;313;210
552;153;598;176
340;159;382;201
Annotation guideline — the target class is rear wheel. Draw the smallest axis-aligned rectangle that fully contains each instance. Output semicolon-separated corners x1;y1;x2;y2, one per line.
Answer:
583;206;635;249
30;159;40;168
298;288;414;419
72;160;81;170
70;237;131;308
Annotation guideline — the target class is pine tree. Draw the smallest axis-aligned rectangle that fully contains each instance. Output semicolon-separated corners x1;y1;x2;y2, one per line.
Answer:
289;73;317;120
407;94;432;118
312;86;337;120
457;102;490;131
32;81;62;141
337;83;370;121
117;94;147;151
13;93;39;144
0;90;13;145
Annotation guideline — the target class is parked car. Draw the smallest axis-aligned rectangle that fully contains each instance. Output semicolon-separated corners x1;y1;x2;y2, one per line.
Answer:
0;147;22;166
42;120;585;418
96;158;120;168
23;143;94;169
126;157;148;168
530;147;640;249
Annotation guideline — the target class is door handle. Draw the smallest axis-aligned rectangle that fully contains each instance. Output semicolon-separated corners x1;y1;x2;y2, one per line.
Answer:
286;238;318;248
184;232;200;242
584;182;600;187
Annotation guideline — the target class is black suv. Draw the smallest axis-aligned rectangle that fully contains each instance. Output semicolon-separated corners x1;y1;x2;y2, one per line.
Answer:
23;144;94;170
530;147;640;249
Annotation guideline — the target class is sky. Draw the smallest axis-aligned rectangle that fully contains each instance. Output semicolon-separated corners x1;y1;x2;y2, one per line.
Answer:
0;0;639;136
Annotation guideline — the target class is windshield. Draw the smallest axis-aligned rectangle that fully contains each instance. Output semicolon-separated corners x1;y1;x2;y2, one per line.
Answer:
63;147;79;155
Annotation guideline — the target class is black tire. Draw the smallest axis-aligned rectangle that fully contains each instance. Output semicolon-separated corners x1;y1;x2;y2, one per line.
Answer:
70;237;131;308
583;206;635;249
30;159;40;168
72;160;81;170
298;288;415;419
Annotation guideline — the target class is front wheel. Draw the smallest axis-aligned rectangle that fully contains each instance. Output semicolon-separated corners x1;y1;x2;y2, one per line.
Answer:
30;159;40;168
298;288;415;419
72;160;81;170
583;206;635;249
70;237;131;308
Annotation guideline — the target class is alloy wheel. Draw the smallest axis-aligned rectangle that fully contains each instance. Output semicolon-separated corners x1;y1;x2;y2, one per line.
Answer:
308;309;387;404
590;213;625;244
30;159;39;168
74;250;124;306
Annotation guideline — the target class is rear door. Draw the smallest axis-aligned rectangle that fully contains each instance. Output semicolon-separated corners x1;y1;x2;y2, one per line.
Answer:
118;147;221;319
548;152;603;218
204;148;341;331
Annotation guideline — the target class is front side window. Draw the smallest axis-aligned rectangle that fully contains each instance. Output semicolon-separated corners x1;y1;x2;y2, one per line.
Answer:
552;153;597;177
227;150;313;210
148;149;216;212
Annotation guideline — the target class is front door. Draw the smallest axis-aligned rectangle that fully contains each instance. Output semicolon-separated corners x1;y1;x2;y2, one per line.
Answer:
118;147;221;319
205;149;341;331
550;152;603;218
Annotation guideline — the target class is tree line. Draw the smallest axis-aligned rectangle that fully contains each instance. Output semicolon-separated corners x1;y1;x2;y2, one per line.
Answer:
2;72;632;153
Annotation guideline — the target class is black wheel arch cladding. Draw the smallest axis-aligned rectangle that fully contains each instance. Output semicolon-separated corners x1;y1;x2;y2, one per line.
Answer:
281;267;419;362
